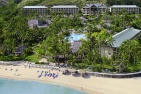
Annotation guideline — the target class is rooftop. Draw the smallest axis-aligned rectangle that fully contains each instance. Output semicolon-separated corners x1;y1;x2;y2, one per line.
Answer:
70;40;82;53
111;5;138;8
52;5;78;8
23;6;47;8
28;19;51;29
112;27;141;48
84;3;107;8
15;46;25;53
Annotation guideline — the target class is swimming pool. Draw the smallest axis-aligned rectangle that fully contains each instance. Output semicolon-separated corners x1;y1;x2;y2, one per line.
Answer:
67;34;86;42
0;78;87;94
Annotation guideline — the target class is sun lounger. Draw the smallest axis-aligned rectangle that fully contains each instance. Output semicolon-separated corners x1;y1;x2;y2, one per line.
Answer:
38;74;42;78
44;72;48;77
49;73;52;76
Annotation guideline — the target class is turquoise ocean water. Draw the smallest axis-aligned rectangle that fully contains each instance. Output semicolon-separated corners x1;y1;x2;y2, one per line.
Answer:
0;78;87;94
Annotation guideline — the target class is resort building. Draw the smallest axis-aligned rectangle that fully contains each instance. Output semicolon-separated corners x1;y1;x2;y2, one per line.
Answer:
28;19;51;29
0;0;8;6
51;5;79;14
101;27;141;57
82;3;107;15
23;6;48;15
110;5;139;14
70;40;82;54
15;46;26;56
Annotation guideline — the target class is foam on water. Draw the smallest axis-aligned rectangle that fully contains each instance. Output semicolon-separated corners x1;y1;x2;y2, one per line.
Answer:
0;78;87;94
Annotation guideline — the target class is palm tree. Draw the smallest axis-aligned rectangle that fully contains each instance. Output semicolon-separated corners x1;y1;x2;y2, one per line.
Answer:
92;29;109;56
78;39;87;63
118;40;132;70
3;38;15;55
130;40;141;65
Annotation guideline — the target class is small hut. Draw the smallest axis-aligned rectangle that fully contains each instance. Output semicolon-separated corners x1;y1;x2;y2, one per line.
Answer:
15;46;26;56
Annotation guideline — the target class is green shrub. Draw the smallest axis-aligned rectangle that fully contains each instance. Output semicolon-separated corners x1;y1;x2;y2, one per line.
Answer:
35;62;39;64
0;56;21;61
40;62;45;64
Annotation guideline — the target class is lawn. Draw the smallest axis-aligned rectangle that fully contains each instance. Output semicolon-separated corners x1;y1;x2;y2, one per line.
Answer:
0;56;21;61
25;54;41;63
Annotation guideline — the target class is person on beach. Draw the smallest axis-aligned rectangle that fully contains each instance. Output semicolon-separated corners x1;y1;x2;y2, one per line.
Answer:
44;71;47;77
24;64;26;68
81;87;83;91
29;64;30;68
15;69;18;72
41;71;43;75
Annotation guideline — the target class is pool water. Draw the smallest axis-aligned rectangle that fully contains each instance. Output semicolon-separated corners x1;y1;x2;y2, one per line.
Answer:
67;34;86;42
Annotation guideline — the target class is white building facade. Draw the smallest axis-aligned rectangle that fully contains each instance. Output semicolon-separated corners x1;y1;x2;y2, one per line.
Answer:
23;6;48;15
51;5;79;14
82;3;107;15
110;5;139;14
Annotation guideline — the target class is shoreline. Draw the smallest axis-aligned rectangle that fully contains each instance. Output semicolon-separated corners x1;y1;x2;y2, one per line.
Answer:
0;75;98;94
0;65;141;94
0;65;99;94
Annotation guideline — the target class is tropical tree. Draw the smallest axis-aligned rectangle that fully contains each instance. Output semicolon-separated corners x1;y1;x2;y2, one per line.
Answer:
129;40;141;65
118;40;131;70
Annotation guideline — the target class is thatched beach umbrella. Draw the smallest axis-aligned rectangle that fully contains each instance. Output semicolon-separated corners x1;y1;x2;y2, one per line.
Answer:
61;68;71;75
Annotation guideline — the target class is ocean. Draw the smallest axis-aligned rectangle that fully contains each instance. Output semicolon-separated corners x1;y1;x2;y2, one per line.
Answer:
0;78;87;94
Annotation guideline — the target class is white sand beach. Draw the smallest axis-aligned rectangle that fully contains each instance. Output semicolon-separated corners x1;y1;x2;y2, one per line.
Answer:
0;64;141;94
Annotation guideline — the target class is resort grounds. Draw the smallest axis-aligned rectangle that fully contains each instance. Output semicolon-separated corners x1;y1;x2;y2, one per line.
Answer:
0;62;141;94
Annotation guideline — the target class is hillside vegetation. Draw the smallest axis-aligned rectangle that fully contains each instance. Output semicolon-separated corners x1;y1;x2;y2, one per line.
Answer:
2;0;141;7
1;0;141;73
17;0;86;7
17;0;107;8
107;0;141;7
0;0;9;6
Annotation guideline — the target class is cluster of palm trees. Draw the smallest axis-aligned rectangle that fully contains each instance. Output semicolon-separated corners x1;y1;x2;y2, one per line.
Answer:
0;4;49;58
1;2;141;72
115;40;141;72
